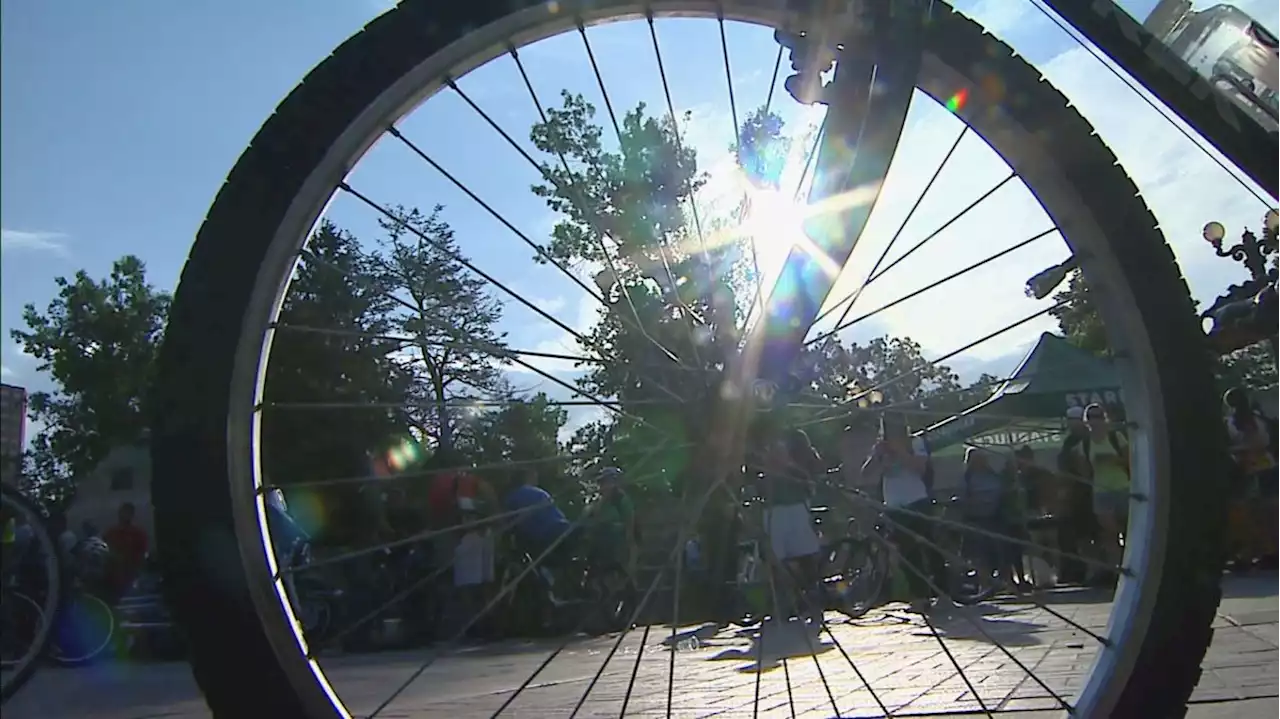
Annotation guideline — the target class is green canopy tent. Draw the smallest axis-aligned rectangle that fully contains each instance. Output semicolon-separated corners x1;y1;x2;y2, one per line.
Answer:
917;332;1123;453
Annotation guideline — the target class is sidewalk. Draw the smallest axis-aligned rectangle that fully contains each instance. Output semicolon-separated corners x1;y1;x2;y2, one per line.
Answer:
3;574;1275;717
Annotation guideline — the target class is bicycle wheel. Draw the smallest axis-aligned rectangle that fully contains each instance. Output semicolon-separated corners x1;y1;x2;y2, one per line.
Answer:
827;536;888;620
0;484;65;703
946;536;1001;607
49;592;116;667
152;1;1232;717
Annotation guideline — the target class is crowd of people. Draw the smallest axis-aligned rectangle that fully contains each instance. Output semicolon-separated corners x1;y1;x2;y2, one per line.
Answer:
9;385;1264;651
1;501;151;603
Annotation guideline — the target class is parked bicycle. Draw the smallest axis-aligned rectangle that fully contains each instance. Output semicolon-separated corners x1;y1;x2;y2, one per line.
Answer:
730;486;885;627
1;484;65;703
496;530;636;639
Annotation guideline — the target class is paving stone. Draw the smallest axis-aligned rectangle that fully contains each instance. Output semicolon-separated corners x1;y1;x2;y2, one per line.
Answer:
3;579;1278;718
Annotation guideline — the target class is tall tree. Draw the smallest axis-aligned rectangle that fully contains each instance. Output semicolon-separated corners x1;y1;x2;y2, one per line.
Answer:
465;390;577;509
372;205;508;456
1049;269;1110;356
536;94;747;382
261;221;409;493
11;256;170;501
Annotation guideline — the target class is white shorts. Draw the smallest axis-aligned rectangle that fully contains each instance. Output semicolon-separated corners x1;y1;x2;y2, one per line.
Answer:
454;531;494;587
764;502;822;561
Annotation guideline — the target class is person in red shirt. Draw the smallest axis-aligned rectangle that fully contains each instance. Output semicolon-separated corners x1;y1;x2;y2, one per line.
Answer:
103;502;149;597
427;467;496;528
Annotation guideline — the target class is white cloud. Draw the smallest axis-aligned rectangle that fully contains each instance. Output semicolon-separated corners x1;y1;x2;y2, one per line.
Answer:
0;341;36;383
1;229;69;256
558;404;610;443
510;279;602;376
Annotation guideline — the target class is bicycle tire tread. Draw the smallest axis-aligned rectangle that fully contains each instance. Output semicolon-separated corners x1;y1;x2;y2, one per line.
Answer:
152;2;1226;717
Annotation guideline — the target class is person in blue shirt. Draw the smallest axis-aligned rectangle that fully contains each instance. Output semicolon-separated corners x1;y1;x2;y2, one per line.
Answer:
504;469;573;562
265;487;310;568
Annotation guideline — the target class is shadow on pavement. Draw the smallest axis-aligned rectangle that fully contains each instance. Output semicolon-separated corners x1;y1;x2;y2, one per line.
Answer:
703;621;835;672
913;604;1048;647
1000;586;1114;606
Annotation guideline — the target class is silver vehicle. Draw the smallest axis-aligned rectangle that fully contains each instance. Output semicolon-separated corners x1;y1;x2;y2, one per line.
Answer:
1163;3;1279;128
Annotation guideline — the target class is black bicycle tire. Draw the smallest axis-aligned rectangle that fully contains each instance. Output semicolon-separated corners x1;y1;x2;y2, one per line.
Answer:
0;485;66;704
150;2;1227;716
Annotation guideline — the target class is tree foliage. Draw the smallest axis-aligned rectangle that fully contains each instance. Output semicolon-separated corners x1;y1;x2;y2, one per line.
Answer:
261;221;410;488
11;256;169;503
1049;270;1110;356
1051;268;1275;393
373;205;508;453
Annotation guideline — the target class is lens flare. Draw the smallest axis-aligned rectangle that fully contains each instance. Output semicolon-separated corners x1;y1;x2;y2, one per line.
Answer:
378;436;424;474
945;88;968;113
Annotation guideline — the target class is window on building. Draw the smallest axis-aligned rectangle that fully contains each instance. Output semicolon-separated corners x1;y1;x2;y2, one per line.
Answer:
110;468;134;491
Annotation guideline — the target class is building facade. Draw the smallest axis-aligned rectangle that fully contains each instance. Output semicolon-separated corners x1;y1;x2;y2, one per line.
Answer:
0;383;27;487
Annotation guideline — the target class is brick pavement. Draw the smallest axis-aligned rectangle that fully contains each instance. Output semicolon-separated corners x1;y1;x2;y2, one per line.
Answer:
4;576;1275;718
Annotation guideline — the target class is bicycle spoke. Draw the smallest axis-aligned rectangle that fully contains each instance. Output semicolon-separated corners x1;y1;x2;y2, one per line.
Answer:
273;321;602;366
754;518;840;716
505;44;699;376
341;182;593;354
836;487;1127;579
817;125;969;330
387;125;605;307
808;226;1056;347
493;446;746;716
861;507;1077;712
306;511;526;659
854;497;1112;645
648;13;708;258
804;301;1066;428
618;623;652;717
281;502;549;577
721;481;887;716
269;443;667;491
917;607;995;717
864;172;1017;287
719;14;768;328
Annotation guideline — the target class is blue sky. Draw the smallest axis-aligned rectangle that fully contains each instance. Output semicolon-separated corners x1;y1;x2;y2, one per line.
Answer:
2;0;1277;437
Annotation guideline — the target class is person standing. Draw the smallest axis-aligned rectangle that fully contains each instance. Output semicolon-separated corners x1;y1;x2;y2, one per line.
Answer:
961;447;1006;576
103;502;149;597
1081;403;1130;585
1056;407;1094;586
759;430;824;622
861;415;947;613
1013;445;1059;587
1223;387;1278;569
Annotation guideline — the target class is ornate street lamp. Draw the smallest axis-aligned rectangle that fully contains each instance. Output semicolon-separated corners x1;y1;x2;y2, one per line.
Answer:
1201;208;1277;283
1200;210;1278;354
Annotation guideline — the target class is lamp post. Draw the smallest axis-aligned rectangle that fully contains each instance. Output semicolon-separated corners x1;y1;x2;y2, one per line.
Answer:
1201;208;1278;284
1200;209;1278;355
